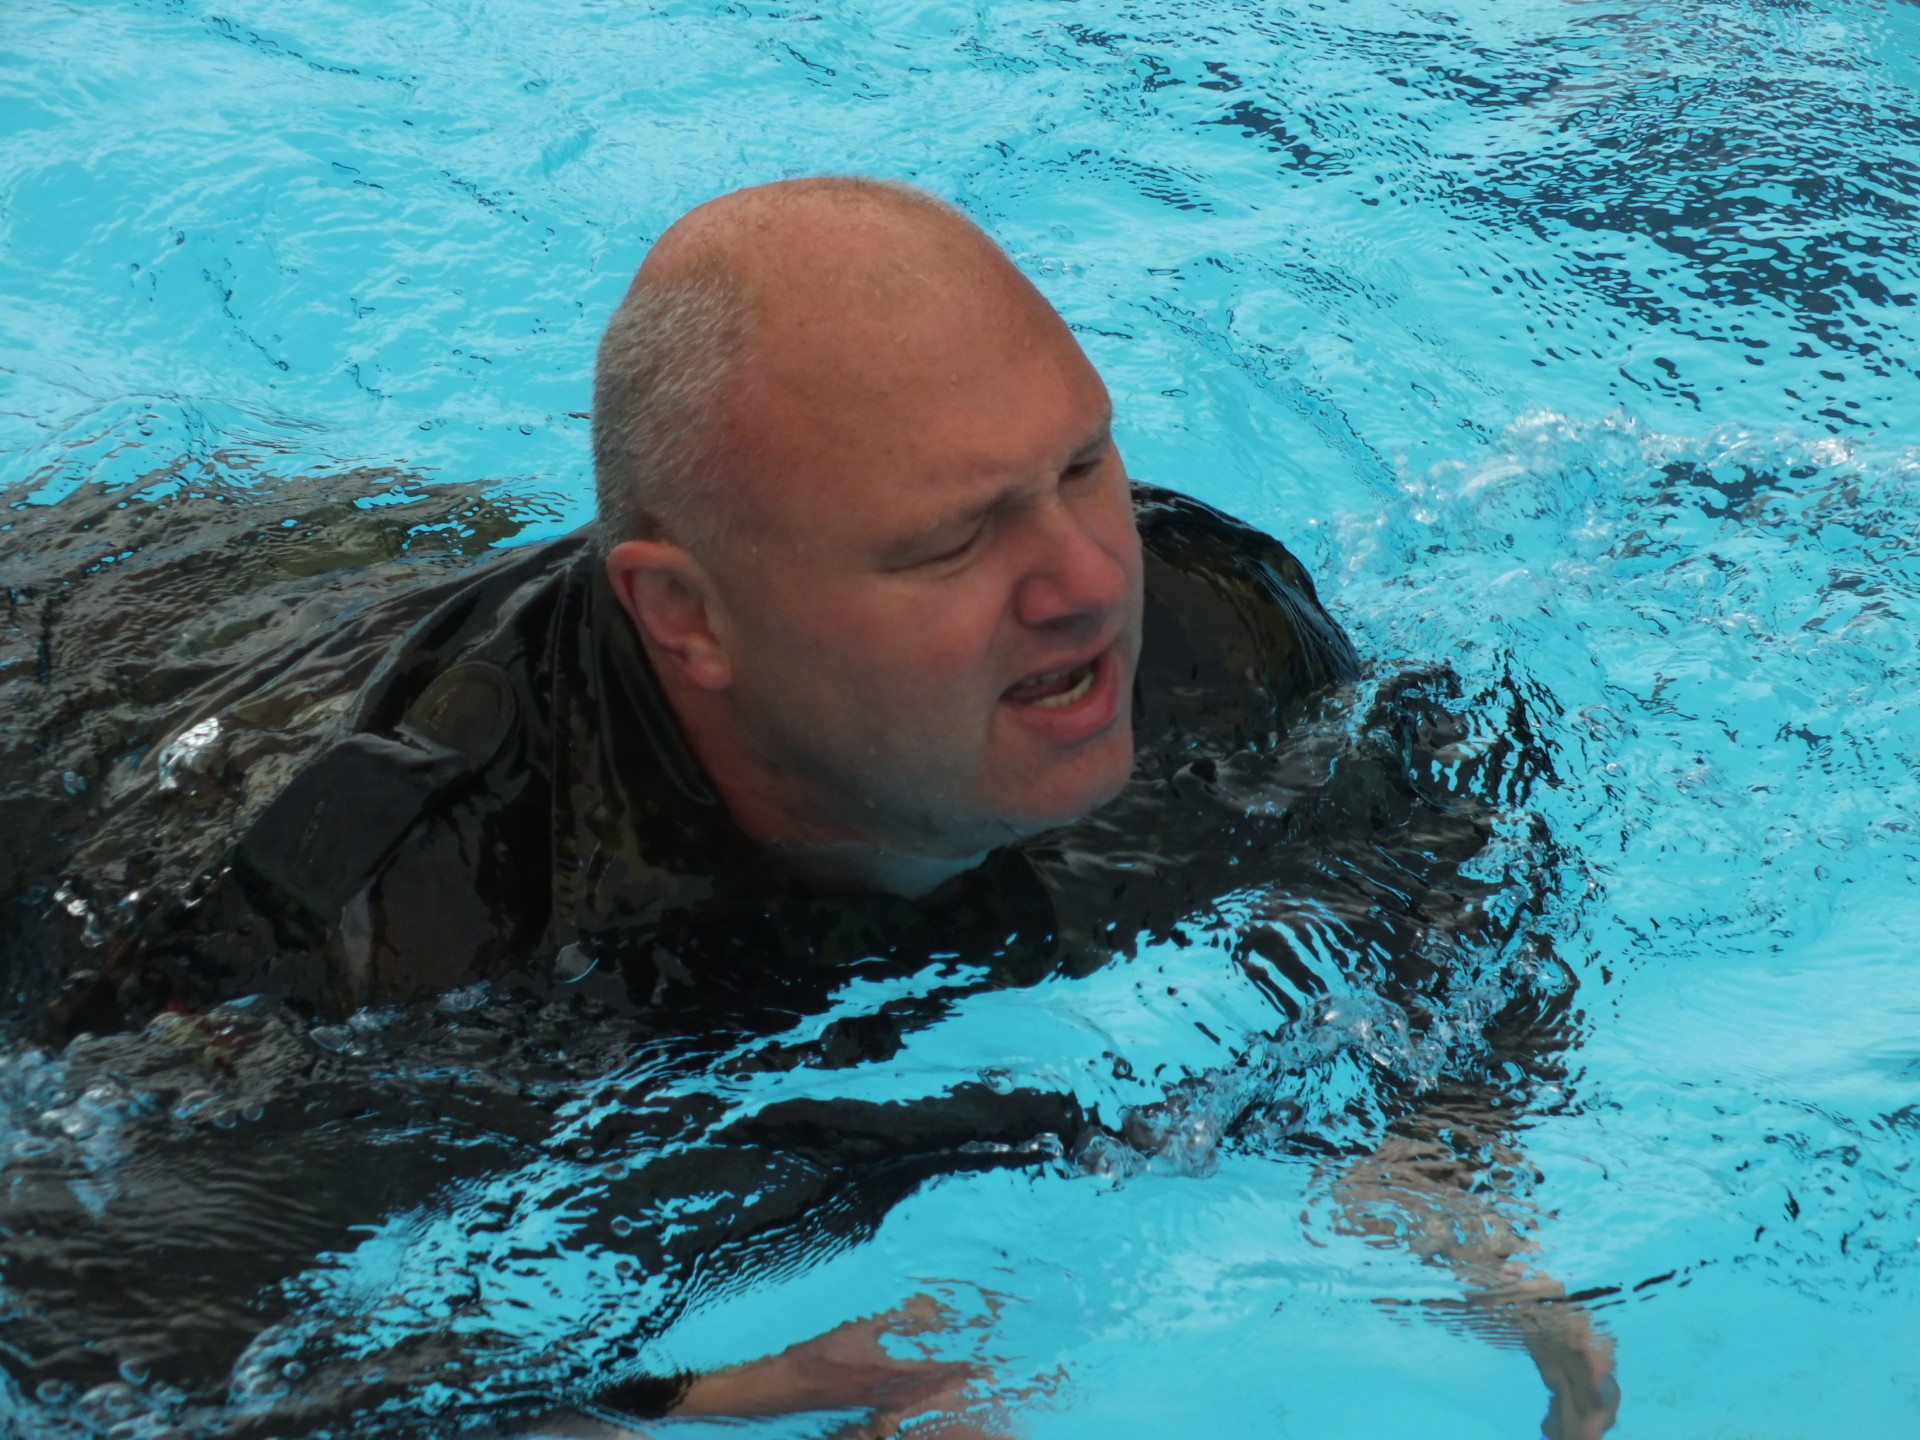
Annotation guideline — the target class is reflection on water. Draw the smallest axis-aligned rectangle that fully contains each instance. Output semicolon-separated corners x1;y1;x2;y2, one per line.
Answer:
5;0;1920;1434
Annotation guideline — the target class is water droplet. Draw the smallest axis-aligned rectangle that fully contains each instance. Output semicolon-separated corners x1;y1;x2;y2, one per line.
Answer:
553;943;596;982
156;717;222;793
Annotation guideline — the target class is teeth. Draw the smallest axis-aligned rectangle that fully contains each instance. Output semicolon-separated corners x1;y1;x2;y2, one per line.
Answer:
1027;664;1095;709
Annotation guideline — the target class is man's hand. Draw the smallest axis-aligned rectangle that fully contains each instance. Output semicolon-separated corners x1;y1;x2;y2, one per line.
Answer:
672;1295;998;1437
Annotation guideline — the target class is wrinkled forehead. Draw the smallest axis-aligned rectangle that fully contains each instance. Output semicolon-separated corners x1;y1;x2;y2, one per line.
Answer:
711;226;1097;518
732;290;1098;528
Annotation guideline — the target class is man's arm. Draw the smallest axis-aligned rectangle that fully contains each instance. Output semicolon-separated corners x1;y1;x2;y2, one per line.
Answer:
670;1296;1000;1436
1329;1089;1620;1440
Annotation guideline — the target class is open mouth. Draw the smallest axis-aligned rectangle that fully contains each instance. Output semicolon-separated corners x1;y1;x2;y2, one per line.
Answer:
1004;659;1098;709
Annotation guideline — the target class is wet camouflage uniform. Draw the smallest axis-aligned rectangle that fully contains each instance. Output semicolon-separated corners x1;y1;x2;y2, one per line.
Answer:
1;481;1571;1432
43;483;1358;1040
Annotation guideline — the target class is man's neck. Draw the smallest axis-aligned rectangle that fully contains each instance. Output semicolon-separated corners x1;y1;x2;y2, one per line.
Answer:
763;839;989;899
640;635;989;899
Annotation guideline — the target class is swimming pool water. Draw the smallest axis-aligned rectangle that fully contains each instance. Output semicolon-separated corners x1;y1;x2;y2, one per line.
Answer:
5;0;1920;1435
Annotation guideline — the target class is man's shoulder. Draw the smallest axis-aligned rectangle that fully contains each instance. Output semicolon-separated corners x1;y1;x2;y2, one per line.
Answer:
1133;483;1326;600
41;530;599;1033
1129;481;1360;756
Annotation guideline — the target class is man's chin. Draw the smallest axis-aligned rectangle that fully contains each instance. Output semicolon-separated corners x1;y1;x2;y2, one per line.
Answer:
992;732;1136;836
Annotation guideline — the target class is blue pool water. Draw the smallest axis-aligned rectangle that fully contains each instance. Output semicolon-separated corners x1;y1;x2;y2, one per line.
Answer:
5;0;1920;1435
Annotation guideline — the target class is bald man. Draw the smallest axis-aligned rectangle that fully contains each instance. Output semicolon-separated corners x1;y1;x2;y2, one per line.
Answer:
598;178;1153;898
43;178;1355;1032
10;180;1623;1439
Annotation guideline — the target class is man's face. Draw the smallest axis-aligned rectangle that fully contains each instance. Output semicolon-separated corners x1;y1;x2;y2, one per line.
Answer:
704;280;1144;857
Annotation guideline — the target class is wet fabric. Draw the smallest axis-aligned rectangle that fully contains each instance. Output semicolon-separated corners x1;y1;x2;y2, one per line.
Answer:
27;482;1359;1041
0;477;1564;1436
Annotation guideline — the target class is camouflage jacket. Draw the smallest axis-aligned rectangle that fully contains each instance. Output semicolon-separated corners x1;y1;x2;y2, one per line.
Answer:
42;484;1357;1038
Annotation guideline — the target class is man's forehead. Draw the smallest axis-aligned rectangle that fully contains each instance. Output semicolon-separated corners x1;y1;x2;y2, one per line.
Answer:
722;263;1093;466
795;392;1115;555
927;399;1115;478
893;407;1116;521
734;315;1105;479
645;180;1108;538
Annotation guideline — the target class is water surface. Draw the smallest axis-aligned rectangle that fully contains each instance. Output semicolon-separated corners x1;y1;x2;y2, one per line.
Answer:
4;0;1920;1435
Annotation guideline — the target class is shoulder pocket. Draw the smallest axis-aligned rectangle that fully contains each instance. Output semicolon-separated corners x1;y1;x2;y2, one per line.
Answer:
236;659;523;925
234;732;465;925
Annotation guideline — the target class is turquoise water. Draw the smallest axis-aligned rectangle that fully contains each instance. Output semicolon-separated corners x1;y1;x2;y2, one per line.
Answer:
5;0;1920;1436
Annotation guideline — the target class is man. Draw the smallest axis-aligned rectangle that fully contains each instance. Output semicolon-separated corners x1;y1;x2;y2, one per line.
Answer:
5;180;1612;1438
40;177;1354;1032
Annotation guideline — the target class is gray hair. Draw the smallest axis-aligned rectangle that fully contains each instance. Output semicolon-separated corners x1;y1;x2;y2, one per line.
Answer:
591;269;749;557
593;179;990;557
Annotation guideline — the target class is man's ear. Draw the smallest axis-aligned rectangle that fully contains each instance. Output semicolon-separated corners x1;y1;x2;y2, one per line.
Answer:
605;540;733;691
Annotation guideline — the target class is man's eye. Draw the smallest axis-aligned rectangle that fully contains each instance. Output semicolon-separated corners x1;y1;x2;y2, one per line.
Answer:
924;528;982;564
1061;456;1102;483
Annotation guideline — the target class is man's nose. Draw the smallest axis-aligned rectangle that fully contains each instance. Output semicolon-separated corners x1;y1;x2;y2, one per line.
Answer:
1012;498;1132;633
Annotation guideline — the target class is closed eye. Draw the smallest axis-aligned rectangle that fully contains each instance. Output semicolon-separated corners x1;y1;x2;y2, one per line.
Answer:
918;524;984;565
884;519;986;571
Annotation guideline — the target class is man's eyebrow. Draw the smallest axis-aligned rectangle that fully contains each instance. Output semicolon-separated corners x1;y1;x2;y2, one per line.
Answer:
882;419;1116;563
1082;406;1116;448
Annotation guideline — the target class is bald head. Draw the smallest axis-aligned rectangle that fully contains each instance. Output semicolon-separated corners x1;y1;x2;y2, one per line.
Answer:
592;178;1076;559
641;177;1023;325
598;179;1137;878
